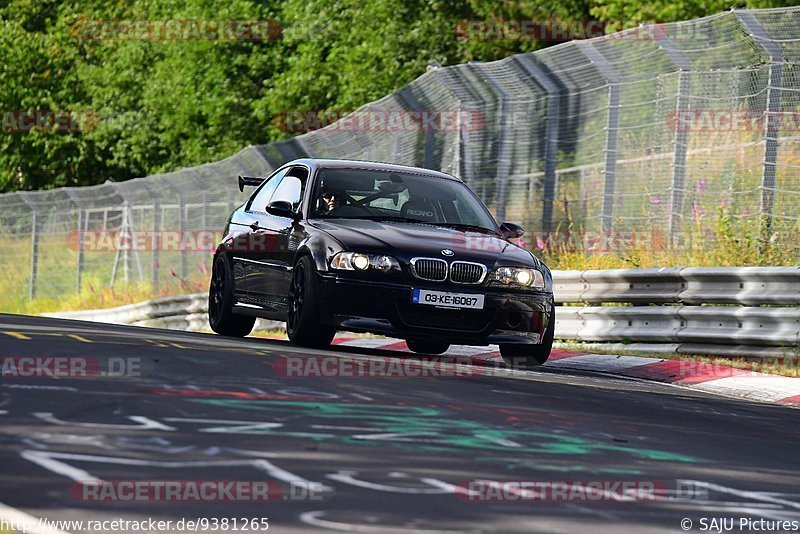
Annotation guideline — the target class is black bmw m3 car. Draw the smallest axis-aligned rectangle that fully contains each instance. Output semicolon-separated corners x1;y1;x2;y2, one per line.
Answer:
208;158;555;367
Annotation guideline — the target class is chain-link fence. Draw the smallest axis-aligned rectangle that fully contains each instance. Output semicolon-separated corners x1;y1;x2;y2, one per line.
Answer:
1;7;799;306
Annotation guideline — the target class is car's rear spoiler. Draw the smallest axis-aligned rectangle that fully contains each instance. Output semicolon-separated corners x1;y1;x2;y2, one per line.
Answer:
238;175;266;192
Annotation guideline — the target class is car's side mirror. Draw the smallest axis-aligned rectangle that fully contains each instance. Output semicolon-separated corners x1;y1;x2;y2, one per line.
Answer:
500;222;524;240
266;200;299;220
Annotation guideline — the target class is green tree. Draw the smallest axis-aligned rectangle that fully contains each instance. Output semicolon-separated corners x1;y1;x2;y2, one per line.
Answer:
0;0;795;192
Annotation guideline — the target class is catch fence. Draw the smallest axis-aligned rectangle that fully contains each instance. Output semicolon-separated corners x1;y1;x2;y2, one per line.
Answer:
1;7;798;303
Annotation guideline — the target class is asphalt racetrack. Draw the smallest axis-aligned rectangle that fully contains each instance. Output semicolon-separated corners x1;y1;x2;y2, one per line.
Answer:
1;313;799;533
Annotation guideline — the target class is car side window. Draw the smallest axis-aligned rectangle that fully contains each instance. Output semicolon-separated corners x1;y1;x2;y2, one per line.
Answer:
270;167;308;212
247;168;289;212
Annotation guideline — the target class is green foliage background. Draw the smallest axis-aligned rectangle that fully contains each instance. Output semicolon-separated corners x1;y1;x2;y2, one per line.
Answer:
0;0;793;192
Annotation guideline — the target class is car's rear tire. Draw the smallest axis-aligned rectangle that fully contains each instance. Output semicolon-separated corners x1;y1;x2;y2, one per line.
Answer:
406;339;450;355
287;255;337;348
499;309;555;368
209;253;255;337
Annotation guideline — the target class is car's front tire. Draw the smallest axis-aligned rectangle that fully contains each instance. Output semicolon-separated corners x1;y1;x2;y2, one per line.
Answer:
499;309;555;368
209;253;255;337
406;339;450;355
287;255;337;348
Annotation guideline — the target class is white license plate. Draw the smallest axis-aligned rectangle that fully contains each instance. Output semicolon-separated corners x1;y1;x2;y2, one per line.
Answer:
411;289;485;310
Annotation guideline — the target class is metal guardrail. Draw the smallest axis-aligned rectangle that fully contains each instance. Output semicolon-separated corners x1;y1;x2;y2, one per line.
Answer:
45;293;208;327
557;306;800;347
44;267;800;357
679;267;800;305
554;267;800;356
554;267;800;306
44;293;281;332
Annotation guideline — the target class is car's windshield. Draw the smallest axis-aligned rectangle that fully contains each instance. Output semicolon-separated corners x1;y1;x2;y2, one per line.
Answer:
312;167;498;232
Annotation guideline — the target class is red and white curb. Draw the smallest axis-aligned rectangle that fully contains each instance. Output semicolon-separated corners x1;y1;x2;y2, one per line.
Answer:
331;337;800;407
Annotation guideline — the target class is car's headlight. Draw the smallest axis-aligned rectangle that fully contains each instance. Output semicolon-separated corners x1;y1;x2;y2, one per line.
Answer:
331;252;400;272
490;266;545;289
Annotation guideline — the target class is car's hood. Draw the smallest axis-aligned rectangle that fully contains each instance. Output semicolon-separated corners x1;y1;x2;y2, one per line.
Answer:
310;218;541;269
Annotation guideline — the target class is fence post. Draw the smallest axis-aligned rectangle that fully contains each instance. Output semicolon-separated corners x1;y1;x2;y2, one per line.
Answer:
63;189;88;294
397;87;434;169
514;55;561;234
576;42;620;233
434;67;480;189
734;9;783;236
179;195;188;280
654;34;693;245
142;181;162;293
18;193;39;300
456;119;477;187
108;183;143;286
469;64;513;222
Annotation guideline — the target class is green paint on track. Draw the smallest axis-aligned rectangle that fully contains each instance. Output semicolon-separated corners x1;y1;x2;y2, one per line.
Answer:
190;398;701;464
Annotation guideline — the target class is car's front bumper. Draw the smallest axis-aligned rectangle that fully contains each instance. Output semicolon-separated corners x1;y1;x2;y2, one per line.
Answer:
316;272;553;346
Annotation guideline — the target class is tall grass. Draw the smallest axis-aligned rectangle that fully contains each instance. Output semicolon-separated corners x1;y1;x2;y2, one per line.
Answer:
543;207;799;270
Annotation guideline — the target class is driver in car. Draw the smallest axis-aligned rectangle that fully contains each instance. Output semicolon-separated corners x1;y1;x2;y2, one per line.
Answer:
320;188;341;215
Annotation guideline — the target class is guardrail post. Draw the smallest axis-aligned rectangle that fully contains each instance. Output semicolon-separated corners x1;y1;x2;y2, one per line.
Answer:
654;34;693;245
576;42;620;232
514;55;561;234
18;193;39;300
734;9;783;237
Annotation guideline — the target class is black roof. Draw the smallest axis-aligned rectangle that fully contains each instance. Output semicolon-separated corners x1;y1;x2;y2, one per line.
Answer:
287;158;461;182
